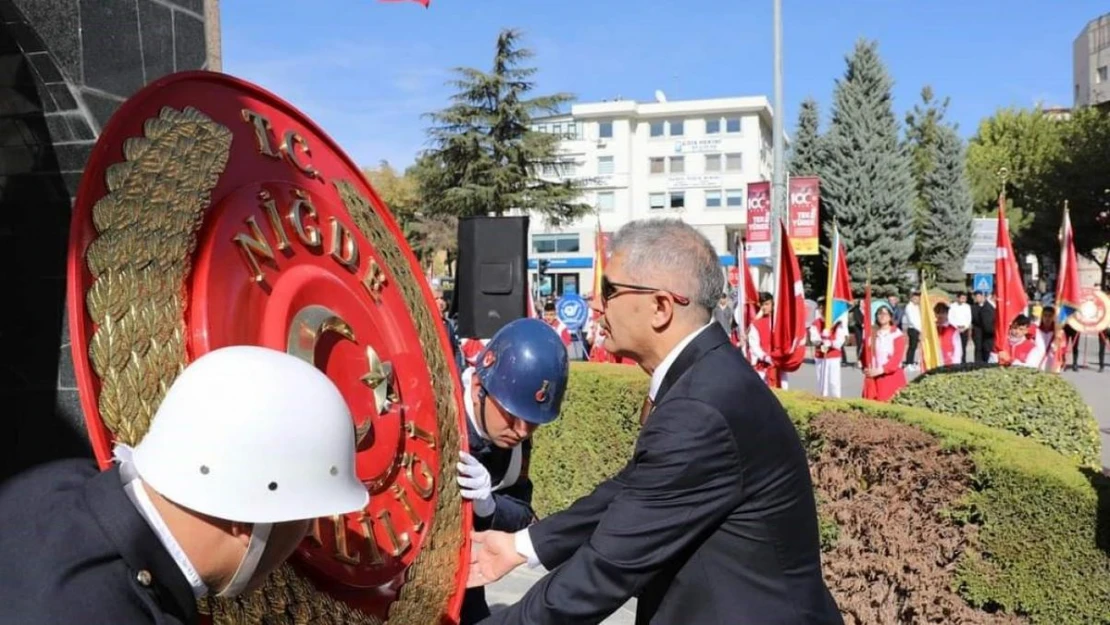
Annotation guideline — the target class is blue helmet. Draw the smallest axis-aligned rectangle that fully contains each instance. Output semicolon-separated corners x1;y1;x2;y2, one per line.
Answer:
474;318;569;425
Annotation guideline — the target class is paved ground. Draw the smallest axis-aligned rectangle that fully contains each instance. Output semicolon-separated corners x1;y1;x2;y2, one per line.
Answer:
484;336;1109;622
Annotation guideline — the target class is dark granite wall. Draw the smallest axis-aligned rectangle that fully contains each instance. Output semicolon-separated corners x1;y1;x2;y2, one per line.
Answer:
1;0;215;479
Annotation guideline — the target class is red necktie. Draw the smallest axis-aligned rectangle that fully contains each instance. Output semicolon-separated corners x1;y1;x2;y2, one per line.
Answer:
639;395;655;425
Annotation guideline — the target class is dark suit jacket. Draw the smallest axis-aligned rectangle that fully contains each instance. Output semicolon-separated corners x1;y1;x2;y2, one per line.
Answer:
478;324;842;625
0;459;198;624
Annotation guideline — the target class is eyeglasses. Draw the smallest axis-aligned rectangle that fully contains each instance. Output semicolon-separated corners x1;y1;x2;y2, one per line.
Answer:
600;275;690;306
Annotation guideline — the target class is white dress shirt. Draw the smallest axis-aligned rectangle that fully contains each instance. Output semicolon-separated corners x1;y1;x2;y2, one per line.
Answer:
513;322;715;567
949;302;972;331
904;302;922;331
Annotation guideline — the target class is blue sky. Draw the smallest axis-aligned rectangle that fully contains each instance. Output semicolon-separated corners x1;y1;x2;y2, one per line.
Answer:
222;0;1106;170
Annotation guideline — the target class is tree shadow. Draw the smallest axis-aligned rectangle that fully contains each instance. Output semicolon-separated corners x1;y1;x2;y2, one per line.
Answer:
1080;466;1110;556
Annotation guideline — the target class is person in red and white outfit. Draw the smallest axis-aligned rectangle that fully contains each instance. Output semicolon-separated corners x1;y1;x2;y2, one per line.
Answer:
862;303;908;402
809;297;847;397
933;302;963;366
998;314;1043;368
1034;305;1064;372
747;292;779;388
541;301;573;347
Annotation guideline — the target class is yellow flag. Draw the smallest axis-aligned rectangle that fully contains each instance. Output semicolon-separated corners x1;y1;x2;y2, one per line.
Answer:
918;280;942;371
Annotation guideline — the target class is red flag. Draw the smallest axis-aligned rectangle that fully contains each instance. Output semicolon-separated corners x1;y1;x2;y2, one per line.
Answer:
379;0;430;6
772;222;807;372
733;234;760;339
1055;206;1082;322
861;272;874;370
993;192;1028;355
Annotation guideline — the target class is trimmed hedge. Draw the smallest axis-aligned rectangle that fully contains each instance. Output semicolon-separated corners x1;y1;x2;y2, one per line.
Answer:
893;365;1100;466
530;362;1110;624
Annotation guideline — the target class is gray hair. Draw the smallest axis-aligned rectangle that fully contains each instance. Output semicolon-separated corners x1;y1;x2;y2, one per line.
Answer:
608;218;724;319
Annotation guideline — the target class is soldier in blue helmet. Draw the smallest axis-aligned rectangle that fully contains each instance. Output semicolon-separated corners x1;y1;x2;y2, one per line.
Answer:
456;317;570;624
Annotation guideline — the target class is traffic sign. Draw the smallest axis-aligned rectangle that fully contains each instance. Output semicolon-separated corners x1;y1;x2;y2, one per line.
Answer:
556;293;590;331
972;273;994;295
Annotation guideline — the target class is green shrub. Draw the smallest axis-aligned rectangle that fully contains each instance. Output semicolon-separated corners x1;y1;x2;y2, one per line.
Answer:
530;363;1110;624
892;365;1100;466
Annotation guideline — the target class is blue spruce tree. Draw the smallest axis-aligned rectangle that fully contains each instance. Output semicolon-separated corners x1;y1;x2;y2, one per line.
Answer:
821;39;915;294
919;125;973;291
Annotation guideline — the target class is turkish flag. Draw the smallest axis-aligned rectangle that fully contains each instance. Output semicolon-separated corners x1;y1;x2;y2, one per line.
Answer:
772;222;807;372
379;0;430;7
993;196;1027;355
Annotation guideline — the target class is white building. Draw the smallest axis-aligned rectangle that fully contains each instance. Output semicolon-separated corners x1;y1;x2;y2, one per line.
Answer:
524;95;777;298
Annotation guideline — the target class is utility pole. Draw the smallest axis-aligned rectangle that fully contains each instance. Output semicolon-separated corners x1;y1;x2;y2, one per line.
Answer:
771;0;786;297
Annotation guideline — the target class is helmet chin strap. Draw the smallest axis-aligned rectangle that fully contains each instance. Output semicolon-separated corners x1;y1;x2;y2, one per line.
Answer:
477;386;492;439
216;522;273;598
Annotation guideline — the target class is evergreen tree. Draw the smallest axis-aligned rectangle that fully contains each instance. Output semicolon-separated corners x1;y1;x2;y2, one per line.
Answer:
820;39;915;294
918;125;973;291
415;29;591;225
787;97;826;294
904;86;950;260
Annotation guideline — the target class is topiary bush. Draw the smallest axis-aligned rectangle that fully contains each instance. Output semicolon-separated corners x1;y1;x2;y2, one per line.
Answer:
528;362;1110;624
892;365;1100;466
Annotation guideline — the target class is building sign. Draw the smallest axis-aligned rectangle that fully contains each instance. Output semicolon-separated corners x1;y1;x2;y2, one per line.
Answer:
787;176;820;256
963;218;1008;274
672;138;723;154
667;174;722;190
746;181;771;264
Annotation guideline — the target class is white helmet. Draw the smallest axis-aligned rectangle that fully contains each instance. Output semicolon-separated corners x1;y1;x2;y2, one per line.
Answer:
131;345;369;524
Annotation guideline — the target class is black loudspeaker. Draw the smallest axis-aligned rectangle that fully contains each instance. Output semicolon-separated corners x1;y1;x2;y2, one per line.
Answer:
455;215;530;339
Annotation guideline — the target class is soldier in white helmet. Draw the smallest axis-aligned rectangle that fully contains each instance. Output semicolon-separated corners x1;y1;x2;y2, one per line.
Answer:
0;345;368;625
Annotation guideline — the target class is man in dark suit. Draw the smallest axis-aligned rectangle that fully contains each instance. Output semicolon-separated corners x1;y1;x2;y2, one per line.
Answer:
468;218;842;625
0;346;367;624
971;291;997;363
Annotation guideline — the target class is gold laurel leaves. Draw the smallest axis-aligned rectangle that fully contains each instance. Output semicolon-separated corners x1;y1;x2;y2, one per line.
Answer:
84;106;232;446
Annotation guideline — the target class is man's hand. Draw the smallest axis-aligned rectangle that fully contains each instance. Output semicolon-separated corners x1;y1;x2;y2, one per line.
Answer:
467;531;526;588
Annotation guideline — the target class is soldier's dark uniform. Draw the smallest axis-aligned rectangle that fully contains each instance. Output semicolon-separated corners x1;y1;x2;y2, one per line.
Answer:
458;367;539;625
0;459;199;624
455;318;569;625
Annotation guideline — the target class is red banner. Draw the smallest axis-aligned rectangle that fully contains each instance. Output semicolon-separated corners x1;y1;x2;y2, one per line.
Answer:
788;176;820;256
745;181;771;263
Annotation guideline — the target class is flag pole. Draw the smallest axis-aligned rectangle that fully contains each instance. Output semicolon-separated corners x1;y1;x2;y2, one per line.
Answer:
771;0;786;305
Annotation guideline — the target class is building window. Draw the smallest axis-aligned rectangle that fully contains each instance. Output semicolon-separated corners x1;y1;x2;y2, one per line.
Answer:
670;120;684;136
598;121;613;138
541;163;555;176
649;193;666;210
560;160;577;176
670;191;685;209
705;154;722;172
532;233;580;254
598;156;614;175
706;118;720;134
564;122;578;139
669;156;685;173
726;117;741;133
649;157;665;174
725;153;743;171
1098;66;1108;83
536;124;547;133
597;191;615;212
552;123;562;136
726;189;744;208
650;121;665;137
706;190;722;208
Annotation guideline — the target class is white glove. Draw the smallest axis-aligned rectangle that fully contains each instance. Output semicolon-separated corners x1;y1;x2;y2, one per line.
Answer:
457;451;495;518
